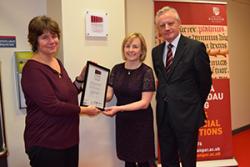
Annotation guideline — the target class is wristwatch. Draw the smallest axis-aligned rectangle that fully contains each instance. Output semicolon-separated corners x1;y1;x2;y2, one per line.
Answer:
75;76;84;83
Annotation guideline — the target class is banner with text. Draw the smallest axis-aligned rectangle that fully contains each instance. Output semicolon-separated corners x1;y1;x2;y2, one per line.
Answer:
154;1;233;161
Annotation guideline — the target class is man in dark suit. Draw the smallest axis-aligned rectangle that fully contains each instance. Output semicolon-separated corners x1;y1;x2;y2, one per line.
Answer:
152;6;212;167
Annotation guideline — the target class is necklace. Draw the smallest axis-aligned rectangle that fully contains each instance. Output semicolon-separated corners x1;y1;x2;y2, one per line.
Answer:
58;73;62;78
125;62;142;75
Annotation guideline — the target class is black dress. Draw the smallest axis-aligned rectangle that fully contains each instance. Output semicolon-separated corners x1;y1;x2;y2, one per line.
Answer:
109;63;156;162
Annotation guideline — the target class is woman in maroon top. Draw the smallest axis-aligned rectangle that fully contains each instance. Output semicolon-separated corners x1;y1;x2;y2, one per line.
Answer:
104;33;156;167
21;15;100;167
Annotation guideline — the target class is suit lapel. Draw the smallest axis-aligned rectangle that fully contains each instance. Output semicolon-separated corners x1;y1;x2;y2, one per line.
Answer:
156;42;166;72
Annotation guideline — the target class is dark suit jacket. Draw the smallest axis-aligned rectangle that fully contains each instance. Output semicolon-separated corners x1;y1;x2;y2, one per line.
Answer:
152;35;212;132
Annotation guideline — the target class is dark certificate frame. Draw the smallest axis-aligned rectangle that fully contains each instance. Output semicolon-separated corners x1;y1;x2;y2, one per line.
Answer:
80;61;110;110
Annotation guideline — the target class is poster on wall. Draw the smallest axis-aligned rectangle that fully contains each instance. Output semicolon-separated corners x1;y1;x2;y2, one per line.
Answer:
0;36;16;48
154;0;236;164
85;10;108;38
15;51;32;109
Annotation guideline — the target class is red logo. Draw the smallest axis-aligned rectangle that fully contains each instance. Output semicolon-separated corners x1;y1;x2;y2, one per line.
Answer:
91;15;103;23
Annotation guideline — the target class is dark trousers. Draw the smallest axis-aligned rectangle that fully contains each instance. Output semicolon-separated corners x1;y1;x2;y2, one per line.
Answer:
158;120;199;167
125;161;152;167
26;144;79;167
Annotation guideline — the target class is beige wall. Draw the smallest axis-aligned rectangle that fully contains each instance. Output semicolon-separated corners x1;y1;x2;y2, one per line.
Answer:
227;0;250;129
126;0;250;130
47;0;64;62
0;1;46;166
1;0;125;166
59;0;125;166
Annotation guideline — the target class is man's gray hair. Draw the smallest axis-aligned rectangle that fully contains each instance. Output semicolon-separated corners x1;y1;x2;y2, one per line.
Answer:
155;6;180;24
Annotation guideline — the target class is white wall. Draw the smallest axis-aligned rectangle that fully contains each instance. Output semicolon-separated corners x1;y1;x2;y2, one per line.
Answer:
60;0;125;166
0;1;46;166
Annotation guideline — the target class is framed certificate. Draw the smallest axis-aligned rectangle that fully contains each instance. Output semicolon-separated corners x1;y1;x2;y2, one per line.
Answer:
80;61;110;110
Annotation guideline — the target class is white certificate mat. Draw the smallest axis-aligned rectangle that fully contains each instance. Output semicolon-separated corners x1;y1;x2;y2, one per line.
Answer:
80;61;110;110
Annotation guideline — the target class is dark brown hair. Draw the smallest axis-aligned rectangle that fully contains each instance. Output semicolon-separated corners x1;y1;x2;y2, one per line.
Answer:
28;15;60;52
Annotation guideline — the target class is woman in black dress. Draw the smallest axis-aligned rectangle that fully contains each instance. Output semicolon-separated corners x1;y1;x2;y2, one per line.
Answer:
104;33;156;167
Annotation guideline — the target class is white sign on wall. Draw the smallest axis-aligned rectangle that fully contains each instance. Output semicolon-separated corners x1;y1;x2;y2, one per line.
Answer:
85;10;108;37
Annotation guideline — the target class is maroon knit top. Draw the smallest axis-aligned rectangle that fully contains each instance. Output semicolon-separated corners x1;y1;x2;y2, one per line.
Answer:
21;59;80;150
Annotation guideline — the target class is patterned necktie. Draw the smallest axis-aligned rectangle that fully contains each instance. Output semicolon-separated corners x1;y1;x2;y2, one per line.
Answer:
165;43;173;73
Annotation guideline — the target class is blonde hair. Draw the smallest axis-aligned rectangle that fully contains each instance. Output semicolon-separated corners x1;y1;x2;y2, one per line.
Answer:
122;32;147;61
